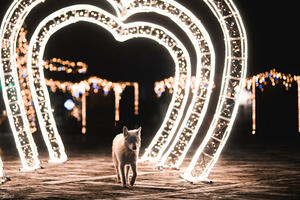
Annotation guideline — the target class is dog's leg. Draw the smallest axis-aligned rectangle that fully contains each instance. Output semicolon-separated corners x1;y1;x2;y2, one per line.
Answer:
130;163;137;186
125;165;130;184
119;162;127;187
112;153;120;183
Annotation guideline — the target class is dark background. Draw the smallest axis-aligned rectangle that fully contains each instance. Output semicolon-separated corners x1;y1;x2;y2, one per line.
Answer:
0;0;299;155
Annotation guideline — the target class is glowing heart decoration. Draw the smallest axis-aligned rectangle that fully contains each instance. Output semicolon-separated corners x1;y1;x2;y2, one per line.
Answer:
0;0;247;182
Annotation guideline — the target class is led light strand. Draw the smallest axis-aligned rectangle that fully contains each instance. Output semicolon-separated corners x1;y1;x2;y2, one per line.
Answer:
0;0;43;170
26;5;190;164
45;77;138;123
113;0;215;163
155;68;300;135
44;58;88;74
16;27;37;133
182;0;248;182
245;69;300;134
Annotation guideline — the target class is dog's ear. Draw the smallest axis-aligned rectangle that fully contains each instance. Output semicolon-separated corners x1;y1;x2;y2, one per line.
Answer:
123;126;128;137
137;127;141;137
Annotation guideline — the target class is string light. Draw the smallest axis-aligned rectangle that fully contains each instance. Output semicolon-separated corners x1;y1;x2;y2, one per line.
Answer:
244;69;300;134
44;58;87;74
17;27;37;133
154;69;300;136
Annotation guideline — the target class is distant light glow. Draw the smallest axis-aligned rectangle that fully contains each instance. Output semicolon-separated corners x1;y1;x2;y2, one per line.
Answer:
64;99;75;111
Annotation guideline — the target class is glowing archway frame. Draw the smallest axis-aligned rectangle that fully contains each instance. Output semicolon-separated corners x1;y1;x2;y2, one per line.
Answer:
181;0;248;182
0;0;42;170
109;0;216;163
27;4;191;165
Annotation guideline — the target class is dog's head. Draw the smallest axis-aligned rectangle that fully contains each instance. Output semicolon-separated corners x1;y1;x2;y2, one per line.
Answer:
123;126;141;151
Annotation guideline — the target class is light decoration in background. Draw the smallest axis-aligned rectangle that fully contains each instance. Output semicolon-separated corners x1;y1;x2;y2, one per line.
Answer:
244;69;300;134
16;27;37;133
44;58;87;74
17;26;139;129
64;99;75;111
46;77;139;128
16;26;93;134
154;69;300;135
26;2;190;169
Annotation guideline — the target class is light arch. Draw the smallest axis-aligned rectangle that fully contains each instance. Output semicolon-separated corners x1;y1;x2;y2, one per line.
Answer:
0;0;247;182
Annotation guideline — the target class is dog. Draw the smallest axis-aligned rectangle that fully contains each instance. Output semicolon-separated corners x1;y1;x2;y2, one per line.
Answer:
112;126;141;187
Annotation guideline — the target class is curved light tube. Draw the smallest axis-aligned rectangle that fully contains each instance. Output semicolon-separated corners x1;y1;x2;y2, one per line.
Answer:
182;0;248;182
0;0;43;170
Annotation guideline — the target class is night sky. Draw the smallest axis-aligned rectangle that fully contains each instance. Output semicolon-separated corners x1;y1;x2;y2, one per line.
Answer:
0;0;299;149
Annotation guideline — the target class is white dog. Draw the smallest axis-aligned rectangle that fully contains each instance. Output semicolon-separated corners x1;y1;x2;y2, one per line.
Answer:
112;126;141;187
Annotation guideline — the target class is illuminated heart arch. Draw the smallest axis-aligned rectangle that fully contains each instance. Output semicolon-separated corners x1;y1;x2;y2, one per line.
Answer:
0;0;247;182
27;4;192;166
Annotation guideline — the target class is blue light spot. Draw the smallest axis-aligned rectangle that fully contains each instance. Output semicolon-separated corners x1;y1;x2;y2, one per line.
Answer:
64;99;75;111
259;85;262;88
74;93;79;98
22;73;27;78
268;74;271;78
204;84;208;88
58;66;63;71
104;90;109;95
275;77;278;80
